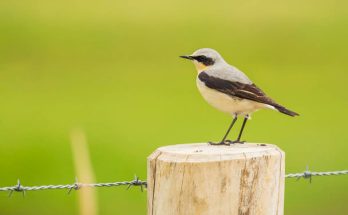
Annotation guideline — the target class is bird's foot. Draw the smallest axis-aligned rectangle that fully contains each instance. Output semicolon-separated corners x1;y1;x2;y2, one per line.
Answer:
232;140;245;144
208;140;246;146
208;140;233;146
227;140;245;144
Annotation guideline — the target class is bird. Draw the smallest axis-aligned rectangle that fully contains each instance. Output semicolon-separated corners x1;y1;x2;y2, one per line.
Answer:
180;48;299;145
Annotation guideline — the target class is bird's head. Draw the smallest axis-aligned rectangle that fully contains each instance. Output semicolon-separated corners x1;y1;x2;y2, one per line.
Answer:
180;48;224;72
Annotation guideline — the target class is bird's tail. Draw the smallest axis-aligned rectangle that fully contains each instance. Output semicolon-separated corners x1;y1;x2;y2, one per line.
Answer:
273;104;299;117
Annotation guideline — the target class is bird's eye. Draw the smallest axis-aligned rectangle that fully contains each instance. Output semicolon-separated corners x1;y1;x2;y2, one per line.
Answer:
193;55;215;66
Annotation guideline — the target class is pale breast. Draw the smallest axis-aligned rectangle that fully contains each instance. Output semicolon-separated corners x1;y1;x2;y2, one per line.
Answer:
196;78;266;115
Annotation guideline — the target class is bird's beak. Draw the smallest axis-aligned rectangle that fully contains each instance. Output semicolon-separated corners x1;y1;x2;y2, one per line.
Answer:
180;55;194;60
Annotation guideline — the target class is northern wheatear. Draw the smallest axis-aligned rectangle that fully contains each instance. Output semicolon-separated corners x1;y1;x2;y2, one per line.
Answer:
180;48;299;145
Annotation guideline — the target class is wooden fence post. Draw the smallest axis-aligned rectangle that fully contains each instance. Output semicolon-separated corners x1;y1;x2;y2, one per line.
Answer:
147;143;285;215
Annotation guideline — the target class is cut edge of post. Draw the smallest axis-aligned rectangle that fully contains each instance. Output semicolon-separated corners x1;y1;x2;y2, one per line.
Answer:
147;143;285;215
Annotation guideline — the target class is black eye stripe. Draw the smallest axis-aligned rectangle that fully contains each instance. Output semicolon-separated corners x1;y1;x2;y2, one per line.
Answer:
192;55;215;66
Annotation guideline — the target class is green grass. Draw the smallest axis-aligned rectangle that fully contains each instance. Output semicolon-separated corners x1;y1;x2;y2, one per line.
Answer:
0;0;347;214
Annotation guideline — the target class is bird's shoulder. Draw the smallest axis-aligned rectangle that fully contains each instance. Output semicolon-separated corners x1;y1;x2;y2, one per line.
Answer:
203;65;252;84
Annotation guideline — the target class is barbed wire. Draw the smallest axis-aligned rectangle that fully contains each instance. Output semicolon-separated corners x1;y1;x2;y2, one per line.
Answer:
285;166;348;183
0;175;146;197
0;169;347;196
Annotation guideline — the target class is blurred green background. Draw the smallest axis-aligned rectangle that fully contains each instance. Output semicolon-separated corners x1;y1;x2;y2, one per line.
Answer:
0;0;347;214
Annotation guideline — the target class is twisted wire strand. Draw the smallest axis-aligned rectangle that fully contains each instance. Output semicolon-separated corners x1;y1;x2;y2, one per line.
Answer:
0;170;347;194
285;170;348;179
0;177;147;194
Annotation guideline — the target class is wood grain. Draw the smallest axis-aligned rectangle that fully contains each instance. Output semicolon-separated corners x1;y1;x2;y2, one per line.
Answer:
147;143;285;215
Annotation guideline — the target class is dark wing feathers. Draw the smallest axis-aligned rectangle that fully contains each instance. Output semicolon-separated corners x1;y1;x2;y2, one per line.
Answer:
198;72;299;116
198;72;273;104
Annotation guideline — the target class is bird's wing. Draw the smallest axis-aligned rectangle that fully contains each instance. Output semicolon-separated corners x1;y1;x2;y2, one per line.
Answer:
198;71;299;116
198;71;276;106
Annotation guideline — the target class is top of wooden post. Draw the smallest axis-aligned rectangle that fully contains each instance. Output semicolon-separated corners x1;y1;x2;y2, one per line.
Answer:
151;143;283;162
147;143;285;215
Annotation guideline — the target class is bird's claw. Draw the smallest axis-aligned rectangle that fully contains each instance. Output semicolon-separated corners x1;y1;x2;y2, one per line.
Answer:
208;141;231;146
233;140;245;144
208;140;245;146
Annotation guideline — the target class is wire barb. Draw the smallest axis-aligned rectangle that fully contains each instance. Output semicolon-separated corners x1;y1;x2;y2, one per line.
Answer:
126;175;146;192
8;179;25;198
67;177;81;195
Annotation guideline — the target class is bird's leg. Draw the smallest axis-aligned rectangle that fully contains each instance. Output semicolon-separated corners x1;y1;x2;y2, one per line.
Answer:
232;115;249;144
209;115;237;145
